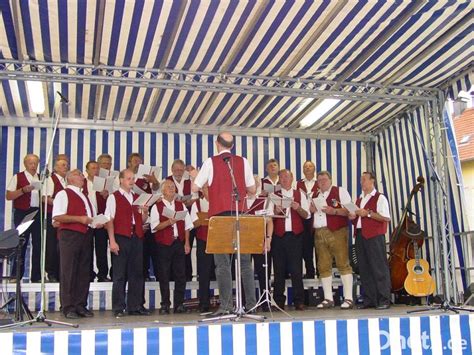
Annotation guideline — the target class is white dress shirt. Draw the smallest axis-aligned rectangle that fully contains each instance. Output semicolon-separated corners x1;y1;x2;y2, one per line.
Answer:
313;186;352;228
190;198;209;223
303;177;317;193
52;185;95;221
150;199;193;236
7;170;40;207
46;173;67;196
194;150;254;189
104;188;136;223
356;189;391;228
280;188;310;231
84;177;98;211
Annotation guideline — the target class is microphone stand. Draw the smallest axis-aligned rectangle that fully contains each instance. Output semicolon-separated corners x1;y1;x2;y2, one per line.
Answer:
203;157;264;322
1;93;78;329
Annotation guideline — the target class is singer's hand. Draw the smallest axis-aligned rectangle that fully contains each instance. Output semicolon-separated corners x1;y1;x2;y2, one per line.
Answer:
309;204;316;214
22;185;35;193
291;201;300;210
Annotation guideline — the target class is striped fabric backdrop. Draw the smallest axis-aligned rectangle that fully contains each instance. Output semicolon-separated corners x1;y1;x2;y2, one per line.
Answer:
0;314;472;355
0;129;367;230
374;73;473;290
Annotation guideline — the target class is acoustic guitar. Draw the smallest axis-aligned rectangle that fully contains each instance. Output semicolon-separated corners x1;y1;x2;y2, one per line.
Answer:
404;241;436;297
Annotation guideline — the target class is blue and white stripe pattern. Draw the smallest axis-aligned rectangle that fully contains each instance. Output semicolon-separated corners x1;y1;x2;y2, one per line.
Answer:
0;314;472;355
0;128;366;230
0;1;472;131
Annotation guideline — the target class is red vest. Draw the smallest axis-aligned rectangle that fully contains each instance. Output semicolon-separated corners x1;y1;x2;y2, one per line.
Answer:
208;154;247;217
195;199;209;242
58;188;93;234
135;177;152;194
154;200;186;245
83;178;107;214
315;186;347;232
273;189;304;237
354;192;388;239
13;171;37;211
48;173;65;214
113;191;144;238
166;176;192;196
296;178;318;194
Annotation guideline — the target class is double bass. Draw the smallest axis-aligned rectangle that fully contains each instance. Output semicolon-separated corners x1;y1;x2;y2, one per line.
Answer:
388;176;426;292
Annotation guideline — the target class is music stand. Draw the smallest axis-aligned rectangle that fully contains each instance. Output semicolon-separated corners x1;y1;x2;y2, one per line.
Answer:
0;219;36;328
202;216;266;322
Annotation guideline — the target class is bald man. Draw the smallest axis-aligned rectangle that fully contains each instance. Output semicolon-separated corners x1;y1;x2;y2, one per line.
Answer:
190;132;257;315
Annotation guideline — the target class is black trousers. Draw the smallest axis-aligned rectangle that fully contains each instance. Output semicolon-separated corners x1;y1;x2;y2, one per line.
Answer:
272;232;304;306
12;208;41;282
252;251;272;295
185;229;196;280
58;229;92;314
302;218;316;277
153;240;186;308
355;230;391;306
143;230;158;279
196;238;215;307
45;214;60;280
93;228;109;279
112;234;144;312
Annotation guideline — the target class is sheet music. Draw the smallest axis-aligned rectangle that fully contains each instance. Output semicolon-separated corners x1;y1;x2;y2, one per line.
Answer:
93;176;115;193
132;184;146;195
136;164;161;179
162;206;176;219
264;183;281;194
91;214;110;228
176;194;193;202
312;197;327;212
162;207;187;221
342;202;358;214
31;181;42;190
133;193;161;207
269;193;293;209
16;220;34;236
99;168;119;178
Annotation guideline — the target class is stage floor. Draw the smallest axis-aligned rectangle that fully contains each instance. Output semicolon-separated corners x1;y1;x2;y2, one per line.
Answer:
1;304;473;354
1;304;472;332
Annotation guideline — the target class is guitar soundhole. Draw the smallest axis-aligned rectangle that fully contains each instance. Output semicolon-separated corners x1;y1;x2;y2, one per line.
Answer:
414;265;423;274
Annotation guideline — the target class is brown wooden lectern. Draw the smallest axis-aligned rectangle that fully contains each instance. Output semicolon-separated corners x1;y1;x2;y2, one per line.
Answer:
206;216;265;254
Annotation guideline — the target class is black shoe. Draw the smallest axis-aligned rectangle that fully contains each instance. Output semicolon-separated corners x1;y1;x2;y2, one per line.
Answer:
375;303;391;310
357;303;375;310
48;275;59;283
199;305;210;313
259;303;271;312
159;307;170;315
128;307;151;316
77;308;94;317
304;273;315;279
97;276;111;282
64;311;80;319
114;310;125;318
174;304;187;314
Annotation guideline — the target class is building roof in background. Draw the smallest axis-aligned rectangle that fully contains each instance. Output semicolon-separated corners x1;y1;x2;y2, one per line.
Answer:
454;108;474;162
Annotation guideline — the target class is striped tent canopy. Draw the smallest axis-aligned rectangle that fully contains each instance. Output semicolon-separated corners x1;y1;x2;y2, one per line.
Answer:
0;0;472;132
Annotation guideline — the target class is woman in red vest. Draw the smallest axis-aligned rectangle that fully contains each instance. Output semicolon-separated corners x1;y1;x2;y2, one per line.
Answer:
349;172;392;310
150;179;192;314
272;169;309;311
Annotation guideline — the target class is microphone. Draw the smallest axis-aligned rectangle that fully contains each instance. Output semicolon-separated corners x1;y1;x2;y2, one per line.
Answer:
56;91;69;103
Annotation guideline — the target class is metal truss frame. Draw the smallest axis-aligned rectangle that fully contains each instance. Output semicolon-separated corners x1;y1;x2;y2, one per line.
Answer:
0;59;460;301
0;60;438;105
